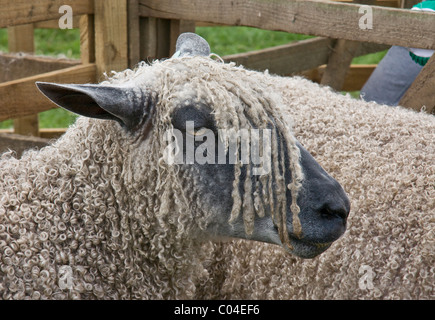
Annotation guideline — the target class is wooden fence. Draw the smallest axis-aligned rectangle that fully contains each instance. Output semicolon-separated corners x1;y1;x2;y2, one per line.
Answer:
0;0;434;140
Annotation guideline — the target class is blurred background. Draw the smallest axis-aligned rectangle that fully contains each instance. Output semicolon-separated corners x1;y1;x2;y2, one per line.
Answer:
0;27;386;130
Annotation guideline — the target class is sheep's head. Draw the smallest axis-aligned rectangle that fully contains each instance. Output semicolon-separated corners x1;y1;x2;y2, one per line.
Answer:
36;33;350;259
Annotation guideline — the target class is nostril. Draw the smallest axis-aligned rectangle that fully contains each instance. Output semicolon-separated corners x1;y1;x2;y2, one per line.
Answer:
319;203;348;222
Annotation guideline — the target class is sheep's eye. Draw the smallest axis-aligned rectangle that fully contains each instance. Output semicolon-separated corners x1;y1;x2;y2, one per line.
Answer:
172;103;216;136
186;127;208;137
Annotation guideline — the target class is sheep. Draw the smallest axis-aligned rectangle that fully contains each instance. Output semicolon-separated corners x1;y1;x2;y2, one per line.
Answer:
0;33;350;299
197;75;435;300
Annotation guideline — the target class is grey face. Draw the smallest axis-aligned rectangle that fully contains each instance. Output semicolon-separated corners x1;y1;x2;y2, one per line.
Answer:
170;102;350;258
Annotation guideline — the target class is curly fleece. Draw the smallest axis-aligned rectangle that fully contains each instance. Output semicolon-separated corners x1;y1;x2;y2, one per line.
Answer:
198;76;435;300
0;57;433;299
0;56;304;299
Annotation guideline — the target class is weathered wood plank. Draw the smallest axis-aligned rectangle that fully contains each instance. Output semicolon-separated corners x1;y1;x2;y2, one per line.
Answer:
38;128;67;139
94;0;129;78
79;15;95;64
222;37;387;75
0;0;94;28
0;132;50;158
398;55;435;114
302;64;376;92
128;0;141;67
0;53;80;83
0;128;67;140
8;23;39;136
223;37;335;74
169;20;196;56
0;64;96;122
340;64;376;91
355;42;389;56
139;0;435;49
7;24;34;54
13;115;39;136
321;39;361;90
335;0;400;7
140;18;171;61
140;17;158;61
156;19;171;59
400;0;420;8
34;16;81;29
94;0;128;77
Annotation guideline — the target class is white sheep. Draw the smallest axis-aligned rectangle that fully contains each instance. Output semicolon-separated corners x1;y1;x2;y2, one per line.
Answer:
0;34;350;299
198;75;435;300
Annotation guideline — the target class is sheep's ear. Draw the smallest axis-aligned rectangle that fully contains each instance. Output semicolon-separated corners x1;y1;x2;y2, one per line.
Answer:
36;82;155;130
171;32;210;58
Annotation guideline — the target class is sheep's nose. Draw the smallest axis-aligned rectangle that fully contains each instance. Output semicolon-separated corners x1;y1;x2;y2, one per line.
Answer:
296;143;350;221
312;179;350;239
318;195;350;228
318;197;349;224
294;142;350;241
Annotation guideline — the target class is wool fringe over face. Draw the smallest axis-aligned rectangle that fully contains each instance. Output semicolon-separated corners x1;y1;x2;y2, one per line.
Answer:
104;57;305;248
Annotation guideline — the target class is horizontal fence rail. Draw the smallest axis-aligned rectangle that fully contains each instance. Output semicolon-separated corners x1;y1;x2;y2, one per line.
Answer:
140;0;435;49
0;0;94;28
0;64;96;122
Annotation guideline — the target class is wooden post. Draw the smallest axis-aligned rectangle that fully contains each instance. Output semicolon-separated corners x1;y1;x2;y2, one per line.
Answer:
7;24;34;53
156;19;171;59
140;17;158;61
140;18;195;61
8;23;40;137
94;0;129;79
398;55;435;114
401;0;420;8
80;14;95;64
169;20;196;56
139;18;170;61
320;39;360;91
128;0;141;67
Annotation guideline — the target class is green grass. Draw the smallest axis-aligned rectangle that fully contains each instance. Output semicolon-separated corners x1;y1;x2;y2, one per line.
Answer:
0;28;80;58
352;50;387;64
196;26;313;56
0;29;7;52
0;26;386;130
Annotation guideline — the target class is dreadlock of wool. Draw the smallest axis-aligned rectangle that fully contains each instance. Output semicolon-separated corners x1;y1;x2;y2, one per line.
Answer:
215;73;304;247
155;57;305;249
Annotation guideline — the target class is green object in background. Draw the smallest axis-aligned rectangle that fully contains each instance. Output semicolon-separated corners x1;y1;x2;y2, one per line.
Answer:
409;52;430;66
408;1;435;66
413;0;435;10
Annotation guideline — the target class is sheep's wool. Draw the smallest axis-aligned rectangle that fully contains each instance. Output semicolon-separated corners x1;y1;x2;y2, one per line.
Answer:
0;57;303;299
0;55;433;299
197;76;435;300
